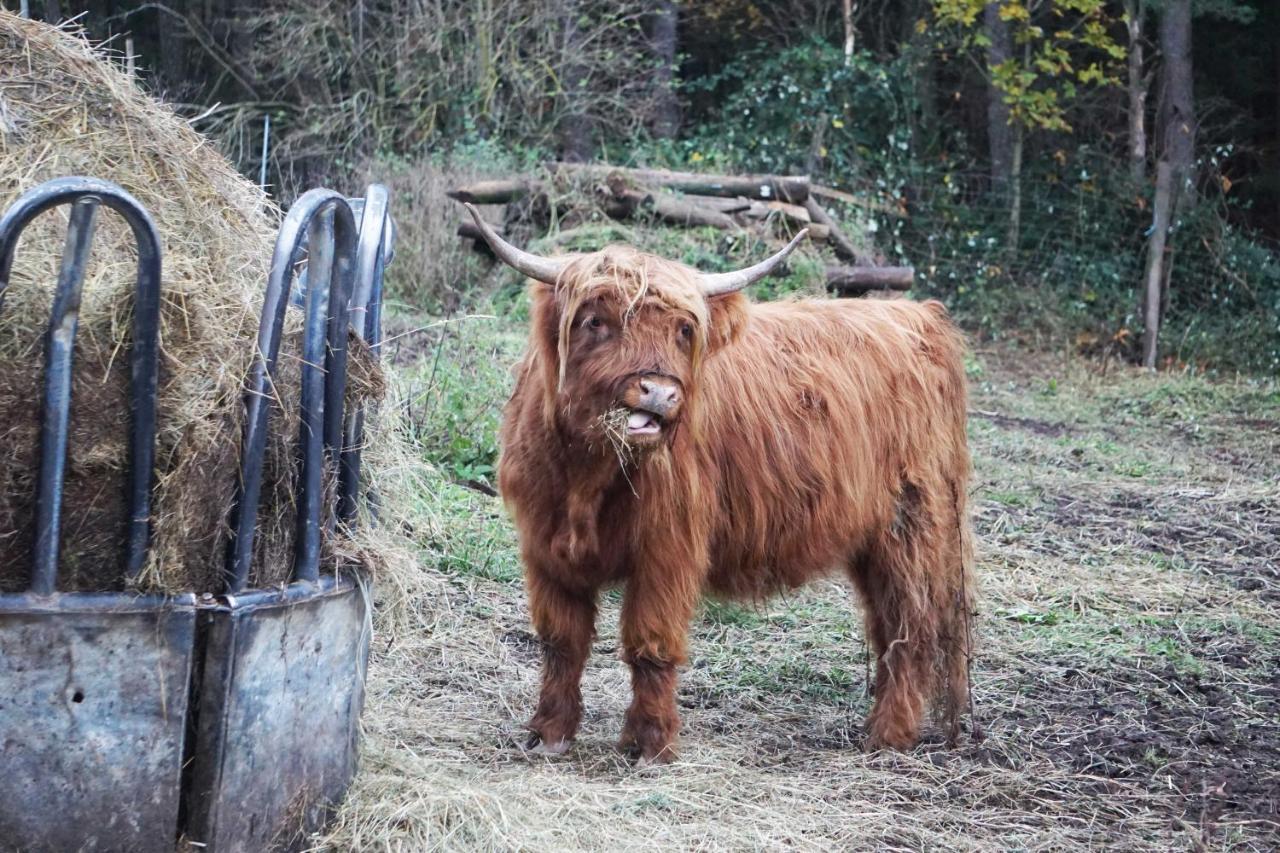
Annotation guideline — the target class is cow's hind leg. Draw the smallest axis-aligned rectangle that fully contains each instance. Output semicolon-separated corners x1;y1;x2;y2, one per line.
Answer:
849;553;932;750
526;572;597;754
848;481;969;750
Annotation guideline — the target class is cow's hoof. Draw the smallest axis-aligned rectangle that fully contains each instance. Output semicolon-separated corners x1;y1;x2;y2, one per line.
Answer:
636;747;676;767
619;734;676;766
524;733;571;756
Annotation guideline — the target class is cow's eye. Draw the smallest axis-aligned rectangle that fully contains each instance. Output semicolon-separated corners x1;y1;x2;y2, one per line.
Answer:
678;322;693;341
584;314;604;330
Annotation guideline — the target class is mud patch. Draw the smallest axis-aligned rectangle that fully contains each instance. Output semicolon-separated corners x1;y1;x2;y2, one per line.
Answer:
1025;659;1280;837
971;409;1074;437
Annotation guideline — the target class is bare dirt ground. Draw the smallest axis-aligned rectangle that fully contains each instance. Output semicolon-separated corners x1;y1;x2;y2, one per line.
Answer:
319;339;1279;851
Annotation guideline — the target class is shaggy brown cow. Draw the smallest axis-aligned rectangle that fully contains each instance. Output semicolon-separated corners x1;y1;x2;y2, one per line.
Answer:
466;205;974;764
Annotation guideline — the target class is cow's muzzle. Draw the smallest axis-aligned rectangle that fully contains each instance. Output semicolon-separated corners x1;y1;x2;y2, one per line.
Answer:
620;376;682;439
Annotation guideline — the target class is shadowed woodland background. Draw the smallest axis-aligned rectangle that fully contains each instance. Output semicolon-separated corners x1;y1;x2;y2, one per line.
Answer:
12;0;1278;372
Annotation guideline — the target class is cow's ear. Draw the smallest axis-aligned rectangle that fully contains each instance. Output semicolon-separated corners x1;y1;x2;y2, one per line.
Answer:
528;281;561;398
705;292;749;351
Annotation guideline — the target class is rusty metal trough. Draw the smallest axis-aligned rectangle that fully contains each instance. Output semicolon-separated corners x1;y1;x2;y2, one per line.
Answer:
0;177;394;852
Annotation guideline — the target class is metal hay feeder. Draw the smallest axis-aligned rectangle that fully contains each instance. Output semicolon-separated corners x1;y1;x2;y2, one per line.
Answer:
0;178;394;852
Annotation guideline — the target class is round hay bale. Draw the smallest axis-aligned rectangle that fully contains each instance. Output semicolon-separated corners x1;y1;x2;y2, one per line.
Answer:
0;14;383;593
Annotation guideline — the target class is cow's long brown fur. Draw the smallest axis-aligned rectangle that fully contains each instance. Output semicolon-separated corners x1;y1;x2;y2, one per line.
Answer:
498;245;974;762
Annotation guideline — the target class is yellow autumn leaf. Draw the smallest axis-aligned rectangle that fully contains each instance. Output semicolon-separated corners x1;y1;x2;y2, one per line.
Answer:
831;118;845;128
1220;175;1232;193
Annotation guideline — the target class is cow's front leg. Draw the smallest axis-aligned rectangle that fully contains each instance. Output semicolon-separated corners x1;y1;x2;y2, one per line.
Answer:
526;572;597;754
618;567;699;764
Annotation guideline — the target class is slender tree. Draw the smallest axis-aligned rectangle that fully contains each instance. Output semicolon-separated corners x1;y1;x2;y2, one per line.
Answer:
559;0;596;161
1124;0;1147;184
648;0;680;139
982;2;1014;200
1141;0;1193;368
1157;0;1194;187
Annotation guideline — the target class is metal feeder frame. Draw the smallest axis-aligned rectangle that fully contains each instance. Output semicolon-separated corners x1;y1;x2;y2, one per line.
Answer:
0;178;393;852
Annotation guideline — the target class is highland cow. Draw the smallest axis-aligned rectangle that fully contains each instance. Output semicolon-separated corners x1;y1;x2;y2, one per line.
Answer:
466;205;974;764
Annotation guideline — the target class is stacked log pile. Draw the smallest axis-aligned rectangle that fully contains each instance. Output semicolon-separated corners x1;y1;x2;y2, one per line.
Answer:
448;164;914;295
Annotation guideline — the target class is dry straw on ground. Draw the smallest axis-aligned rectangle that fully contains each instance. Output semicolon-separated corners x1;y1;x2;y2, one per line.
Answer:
0;14;382;593
318;337;1280;851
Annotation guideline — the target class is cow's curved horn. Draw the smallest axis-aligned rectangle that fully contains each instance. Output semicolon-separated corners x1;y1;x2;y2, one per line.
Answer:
463;202;566;284
699;229;810;297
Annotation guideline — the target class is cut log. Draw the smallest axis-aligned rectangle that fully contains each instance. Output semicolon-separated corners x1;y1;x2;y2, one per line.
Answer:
689;196;754;214
803;198;872;265
553;162;810;202
826;265;914;293
457;219;506;256
742;200;811;226
605;181;738;229
457;220;505;241
811;184;905;218
447;179;535;204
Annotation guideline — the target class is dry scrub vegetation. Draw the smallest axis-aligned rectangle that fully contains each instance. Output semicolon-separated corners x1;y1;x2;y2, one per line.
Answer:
315;303;1280;850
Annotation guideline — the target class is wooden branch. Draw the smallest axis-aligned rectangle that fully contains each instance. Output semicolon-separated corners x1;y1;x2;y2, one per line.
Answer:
553;162;810;202
447;179;535;205
826;265;914;293
803;198;872;264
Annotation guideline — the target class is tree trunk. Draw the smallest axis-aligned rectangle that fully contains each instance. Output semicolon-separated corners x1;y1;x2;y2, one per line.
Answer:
1158;0;1194;187
1007;122;1023;249
908;0;939;156
647;0;680;138
1138;0;1193;368
842;0;855;66
559;1;595;162
983;2;1014;199
1141;161;1178;368
42;0;60;22
155;1;189;94
1125;0;1147;184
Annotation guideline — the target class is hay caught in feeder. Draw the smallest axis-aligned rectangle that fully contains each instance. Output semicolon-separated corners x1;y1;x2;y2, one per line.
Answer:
0;14;384;593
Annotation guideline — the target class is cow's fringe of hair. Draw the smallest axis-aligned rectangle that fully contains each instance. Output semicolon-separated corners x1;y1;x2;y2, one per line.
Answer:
552;247;710;391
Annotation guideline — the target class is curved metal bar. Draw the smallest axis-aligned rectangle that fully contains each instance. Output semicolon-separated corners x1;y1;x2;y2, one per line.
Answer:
226;189;356;593
0;177;163;590
347;185;389;346
336;185;391;523
295;207;339;583
31;199;99;594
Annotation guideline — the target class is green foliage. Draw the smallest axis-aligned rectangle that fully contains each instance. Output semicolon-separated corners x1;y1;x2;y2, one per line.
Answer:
930;0;1125;133
675;40;914;182
397;314;523;487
